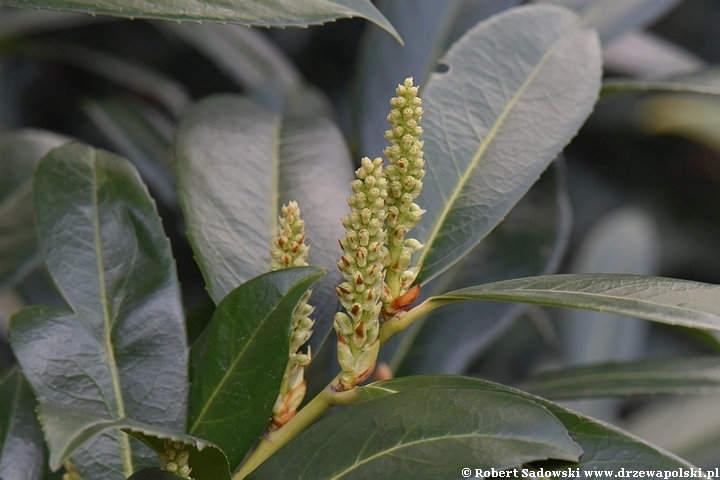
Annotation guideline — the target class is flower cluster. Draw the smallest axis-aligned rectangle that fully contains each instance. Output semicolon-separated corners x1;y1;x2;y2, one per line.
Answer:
334;157;389;390
382;77;426;312
269;201;314;429
333;77;425;390
159;439;192;479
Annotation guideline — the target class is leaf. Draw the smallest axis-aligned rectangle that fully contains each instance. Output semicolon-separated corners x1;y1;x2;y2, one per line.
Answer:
248;389;581;479
6;40;191;117
623;396;720;467
188;267;324;470
539;0;680;45
355;0;520;160
392;162;572;375
2;0;402;44
38;404;230;480
10;142;188;479
636;94;720;153
159;23;301;112
82;98;176;208
603;67;720;97
558;208;660;368
0;129;68;291
357;375;698;471
0;368;45;480
175;95;353;350
412;4;602;284
601;31;704;78
0;8;105;39
437;274;720;332
521;357;720;400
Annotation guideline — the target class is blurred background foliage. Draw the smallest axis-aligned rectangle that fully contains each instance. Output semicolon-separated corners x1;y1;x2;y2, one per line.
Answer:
1;0;720;471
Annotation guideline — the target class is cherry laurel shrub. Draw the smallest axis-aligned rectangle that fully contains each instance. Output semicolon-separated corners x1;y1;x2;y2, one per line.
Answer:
1;2;720;480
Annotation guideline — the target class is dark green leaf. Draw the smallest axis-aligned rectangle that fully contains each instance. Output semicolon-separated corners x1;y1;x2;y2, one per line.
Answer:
0;368;45;480
2;0;401;43
412;5;602;284
248;389;581;478
175;95;353;350
438;274;720;332
38;404;230;480
0;129;68;291
188;267;324;469
10;142;188;479
392;163;572;375
603;67;720;97
357;376;697;470
521;357;720;399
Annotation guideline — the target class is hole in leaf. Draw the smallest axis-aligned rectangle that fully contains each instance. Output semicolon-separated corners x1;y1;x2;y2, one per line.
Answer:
435;62;451;74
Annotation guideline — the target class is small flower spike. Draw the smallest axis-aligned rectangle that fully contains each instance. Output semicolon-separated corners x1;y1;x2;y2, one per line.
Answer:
334;157;389;390
159;440;192;479
269;201;315;430
382;77;426;317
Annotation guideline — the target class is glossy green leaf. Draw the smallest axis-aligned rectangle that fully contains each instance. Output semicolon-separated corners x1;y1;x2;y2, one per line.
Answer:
0;368;45;480
392;163;572;375
412;5;602;284
522;357;720;400
604;67;720;97
10;142;188;479
436;274;720;332
0;129;68;291
249;389;581;478
188;267;324;469
38;404;230;480
540;0;679;44
3;0;401;43
357;375;697;471
175;95;353;350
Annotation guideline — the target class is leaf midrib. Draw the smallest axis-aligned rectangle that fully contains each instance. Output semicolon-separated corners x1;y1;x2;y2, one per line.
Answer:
330;432;569;479
415;14;581;275
188;302;281;434
446;285;720;322
91;153;133;476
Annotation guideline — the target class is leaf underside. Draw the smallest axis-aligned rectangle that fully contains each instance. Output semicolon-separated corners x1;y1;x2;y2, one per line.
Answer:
412;4;602;284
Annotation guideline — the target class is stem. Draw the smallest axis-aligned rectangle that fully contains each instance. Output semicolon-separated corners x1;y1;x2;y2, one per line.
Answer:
384;240;403;298
379;296;453;346
234;375;360;479
235;297;451;478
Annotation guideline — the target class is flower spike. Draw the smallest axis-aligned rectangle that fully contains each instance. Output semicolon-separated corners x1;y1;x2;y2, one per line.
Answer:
334;157;389;390
269;201;315;430
383;77;426;315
